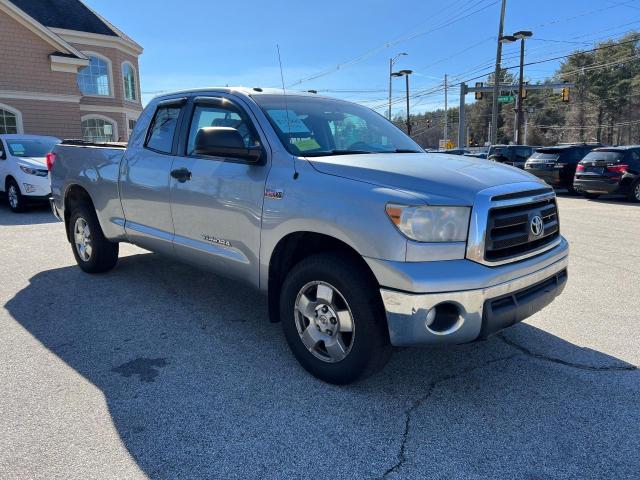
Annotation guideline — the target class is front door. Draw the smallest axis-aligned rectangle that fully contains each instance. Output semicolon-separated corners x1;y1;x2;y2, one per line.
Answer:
120;98;185;255
169;95;270;286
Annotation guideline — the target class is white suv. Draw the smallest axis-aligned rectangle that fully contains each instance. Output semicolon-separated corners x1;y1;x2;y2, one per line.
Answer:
0;134;60;212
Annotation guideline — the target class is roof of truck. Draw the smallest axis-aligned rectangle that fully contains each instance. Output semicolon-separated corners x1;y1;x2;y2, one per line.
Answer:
154;87;329;101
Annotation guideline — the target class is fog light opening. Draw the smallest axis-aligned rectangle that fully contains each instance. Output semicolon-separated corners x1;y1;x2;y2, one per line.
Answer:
426;303;463;334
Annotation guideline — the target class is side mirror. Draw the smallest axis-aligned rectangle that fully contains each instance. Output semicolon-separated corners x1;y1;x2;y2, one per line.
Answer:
194;127;262;163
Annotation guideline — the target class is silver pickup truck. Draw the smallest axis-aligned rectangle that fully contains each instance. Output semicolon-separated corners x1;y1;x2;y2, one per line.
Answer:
50;88;569;384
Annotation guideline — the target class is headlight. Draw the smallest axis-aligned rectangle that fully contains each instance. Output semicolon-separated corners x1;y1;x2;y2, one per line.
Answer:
19;165;48;177
20;165;38;175
386;204;471;242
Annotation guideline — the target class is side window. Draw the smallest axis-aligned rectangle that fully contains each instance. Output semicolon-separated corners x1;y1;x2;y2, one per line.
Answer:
145;105;181;154
630;150;640;167
187;101;259;156
515;147;530;160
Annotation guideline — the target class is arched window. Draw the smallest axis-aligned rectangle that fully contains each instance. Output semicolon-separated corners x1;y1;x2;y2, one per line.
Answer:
77;54;111;96
81;116;116;142
122;62;137;102
0;106;20;134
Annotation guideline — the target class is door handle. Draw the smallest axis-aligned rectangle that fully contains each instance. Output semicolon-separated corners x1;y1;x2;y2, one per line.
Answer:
171;168;192;183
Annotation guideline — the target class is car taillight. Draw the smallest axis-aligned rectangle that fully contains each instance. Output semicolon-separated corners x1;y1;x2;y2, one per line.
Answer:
607;164;628;175
576;164;585;172
46;152;56;171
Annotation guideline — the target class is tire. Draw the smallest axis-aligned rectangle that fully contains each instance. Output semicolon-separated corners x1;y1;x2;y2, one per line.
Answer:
628;180;640;203
582;192;600;200
6;178;26;213
69;204;119;273
280;253;392;384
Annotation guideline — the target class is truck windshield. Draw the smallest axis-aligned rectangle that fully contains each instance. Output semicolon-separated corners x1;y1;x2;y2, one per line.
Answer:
582;151;625;163
253;95;422;156
7;138;60;157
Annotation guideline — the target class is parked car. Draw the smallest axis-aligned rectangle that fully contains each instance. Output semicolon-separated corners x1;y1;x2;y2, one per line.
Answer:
525;143;601;193
50;88;568;384
573;146;640;201
435;148;470;155
0;134;60;212
464;152;487;159
487;145;537;169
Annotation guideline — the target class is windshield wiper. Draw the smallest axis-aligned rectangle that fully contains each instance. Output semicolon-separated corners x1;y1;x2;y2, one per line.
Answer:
382;148;423;153
303;149;373;157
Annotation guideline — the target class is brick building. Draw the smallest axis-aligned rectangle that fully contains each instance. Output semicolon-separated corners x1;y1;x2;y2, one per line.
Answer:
0;0;143;141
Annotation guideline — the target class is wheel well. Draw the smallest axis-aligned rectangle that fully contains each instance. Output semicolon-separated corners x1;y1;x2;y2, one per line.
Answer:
5;175;16;190
267;232;379;323
63;185;94;243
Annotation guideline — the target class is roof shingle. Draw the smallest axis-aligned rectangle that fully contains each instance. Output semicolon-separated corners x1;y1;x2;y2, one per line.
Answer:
8;0;117;36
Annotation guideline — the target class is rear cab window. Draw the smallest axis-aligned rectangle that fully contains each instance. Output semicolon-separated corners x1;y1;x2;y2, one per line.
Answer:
145;101;185;154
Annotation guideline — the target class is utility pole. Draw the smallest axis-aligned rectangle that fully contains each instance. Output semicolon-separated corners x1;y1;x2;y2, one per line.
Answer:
491;0;507;145
444;74;448;143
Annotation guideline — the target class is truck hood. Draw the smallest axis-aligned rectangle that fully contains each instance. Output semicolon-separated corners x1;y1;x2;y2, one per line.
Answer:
305;153;546;205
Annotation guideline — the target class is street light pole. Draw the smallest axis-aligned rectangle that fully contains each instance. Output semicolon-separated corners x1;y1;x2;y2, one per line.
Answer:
513;30;532;144
391;69;413;136
405;73;411;136
491;0;508;145
388;53;407;120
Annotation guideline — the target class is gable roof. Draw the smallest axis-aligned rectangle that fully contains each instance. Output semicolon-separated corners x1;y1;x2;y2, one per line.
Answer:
7;0;117;36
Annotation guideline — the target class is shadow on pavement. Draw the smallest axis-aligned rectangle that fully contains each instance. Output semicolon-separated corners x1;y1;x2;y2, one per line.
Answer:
5;253;639;479
0;200;58;226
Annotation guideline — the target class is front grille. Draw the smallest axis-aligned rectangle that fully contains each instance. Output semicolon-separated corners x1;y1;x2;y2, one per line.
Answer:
485;197;560;262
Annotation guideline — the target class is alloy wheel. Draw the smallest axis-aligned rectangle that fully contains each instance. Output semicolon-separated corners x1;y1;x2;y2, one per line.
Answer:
7;185;18;209
294;281;355;363
74;217;93;261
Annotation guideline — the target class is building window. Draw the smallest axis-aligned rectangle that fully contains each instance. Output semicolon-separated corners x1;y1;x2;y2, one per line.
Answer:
0;108;18;134
82;116;116;142
77;55;111;96
122;62;137;101
128;118;137;138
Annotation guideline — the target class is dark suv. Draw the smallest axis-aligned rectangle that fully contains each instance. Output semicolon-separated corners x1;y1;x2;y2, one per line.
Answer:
574;146;640;202
524;144;601;193
487;145;537;169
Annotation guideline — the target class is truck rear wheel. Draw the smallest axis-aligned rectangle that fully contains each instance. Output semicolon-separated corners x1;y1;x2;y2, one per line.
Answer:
69;205;119;273
280;253;391;384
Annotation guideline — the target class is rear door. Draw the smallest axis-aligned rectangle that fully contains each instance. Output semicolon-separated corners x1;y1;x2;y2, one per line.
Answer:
169;95;270;286
120;97;186;255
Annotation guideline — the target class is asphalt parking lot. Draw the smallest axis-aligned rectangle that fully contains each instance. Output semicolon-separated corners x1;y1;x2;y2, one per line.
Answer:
0;195;638;480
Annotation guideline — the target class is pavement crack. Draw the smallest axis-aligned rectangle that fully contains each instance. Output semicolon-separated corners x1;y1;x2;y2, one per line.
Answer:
381;354;518;479
497;333;637;372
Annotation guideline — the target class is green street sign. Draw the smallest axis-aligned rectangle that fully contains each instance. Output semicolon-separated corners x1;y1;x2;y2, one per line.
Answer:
498;95;515;103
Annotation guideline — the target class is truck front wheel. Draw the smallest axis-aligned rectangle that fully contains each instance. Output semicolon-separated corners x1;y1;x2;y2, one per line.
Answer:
280;253;391;384
69;205;119;273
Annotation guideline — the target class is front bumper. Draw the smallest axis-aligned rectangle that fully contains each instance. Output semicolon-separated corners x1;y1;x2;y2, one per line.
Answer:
376;239;569;346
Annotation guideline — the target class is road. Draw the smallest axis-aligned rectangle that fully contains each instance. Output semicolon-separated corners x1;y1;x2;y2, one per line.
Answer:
0;195;638;480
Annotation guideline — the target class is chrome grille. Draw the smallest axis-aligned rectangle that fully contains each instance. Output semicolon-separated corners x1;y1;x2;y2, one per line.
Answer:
485;197;560;262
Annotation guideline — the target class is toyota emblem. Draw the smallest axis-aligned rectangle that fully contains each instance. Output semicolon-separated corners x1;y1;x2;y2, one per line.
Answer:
530;215;544;237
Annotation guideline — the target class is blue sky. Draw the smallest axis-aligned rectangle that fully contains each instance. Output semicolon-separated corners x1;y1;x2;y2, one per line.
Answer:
84;0;640;114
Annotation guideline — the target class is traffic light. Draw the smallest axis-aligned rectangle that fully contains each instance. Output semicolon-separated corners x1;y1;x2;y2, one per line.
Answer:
561;83;570;102
475;82;483;100
426;118;432;128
